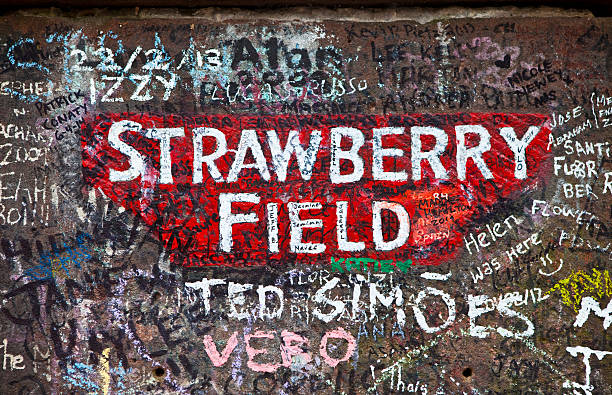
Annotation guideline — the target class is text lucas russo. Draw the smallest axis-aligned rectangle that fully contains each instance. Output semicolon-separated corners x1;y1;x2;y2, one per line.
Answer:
81;114;550;266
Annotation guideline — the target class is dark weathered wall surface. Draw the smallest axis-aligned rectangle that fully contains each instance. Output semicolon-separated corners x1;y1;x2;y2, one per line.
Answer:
0;9;610;394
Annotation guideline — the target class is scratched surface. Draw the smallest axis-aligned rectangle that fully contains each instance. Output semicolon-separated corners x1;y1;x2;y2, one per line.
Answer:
0;14;611;394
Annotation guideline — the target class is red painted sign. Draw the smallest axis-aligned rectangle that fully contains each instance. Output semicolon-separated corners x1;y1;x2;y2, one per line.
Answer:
81;113;550;267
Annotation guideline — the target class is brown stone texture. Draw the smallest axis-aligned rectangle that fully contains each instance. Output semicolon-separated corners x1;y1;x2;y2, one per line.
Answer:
0;8;610;394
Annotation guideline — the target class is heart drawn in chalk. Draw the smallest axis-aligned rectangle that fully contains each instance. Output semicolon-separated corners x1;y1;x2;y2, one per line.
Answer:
495;54;511;68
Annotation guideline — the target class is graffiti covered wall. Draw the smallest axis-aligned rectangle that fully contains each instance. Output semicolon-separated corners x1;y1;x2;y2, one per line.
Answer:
0;10;611;394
